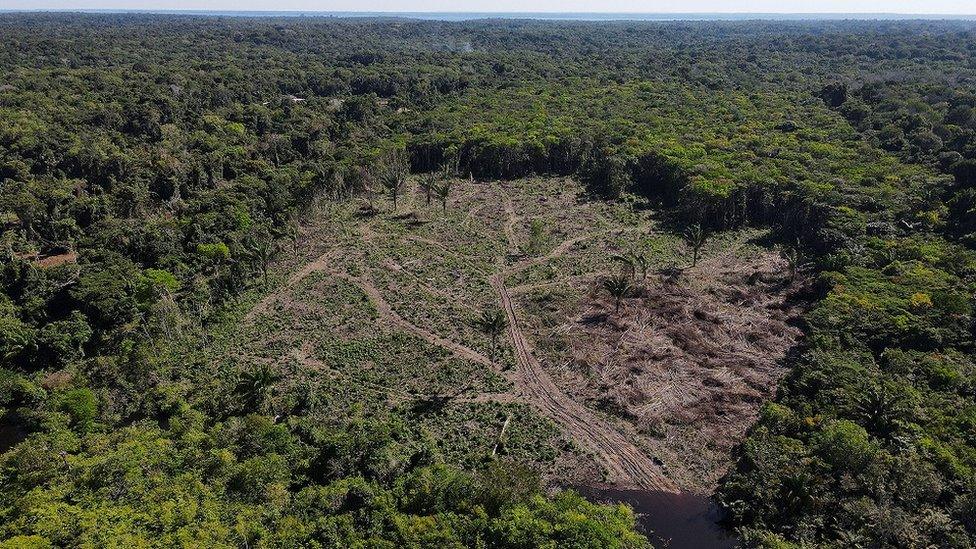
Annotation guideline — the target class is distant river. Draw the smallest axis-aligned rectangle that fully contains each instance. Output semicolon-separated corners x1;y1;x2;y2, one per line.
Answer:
573;485;738;549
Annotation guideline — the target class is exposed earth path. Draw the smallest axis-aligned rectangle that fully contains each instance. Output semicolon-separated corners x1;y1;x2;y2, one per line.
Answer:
247;186;678;491
348;269;499;371
487;194;677;491
490;271;678;491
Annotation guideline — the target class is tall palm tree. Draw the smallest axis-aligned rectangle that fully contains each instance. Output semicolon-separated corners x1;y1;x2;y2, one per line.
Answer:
244;230;278;287
253;239;278;287
473;308;508;363
380;170;406;212
602;274;632;314
379;150;408;212
420;171;437;206
434;179;453;213
683;224;707;267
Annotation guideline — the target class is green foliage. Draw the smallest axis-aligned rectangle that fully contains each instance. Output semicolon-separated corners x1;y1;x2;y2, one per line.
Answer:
0;310;34;363
433;179;453;213
812;419;876;472
196;242;231;262
36;311;91;367
683;224;706;267
3;13;976;547
55;388;97;432
601;274;632;314
378;148;409;212
0;410;649;548
472;309;508;363
528;218;547;255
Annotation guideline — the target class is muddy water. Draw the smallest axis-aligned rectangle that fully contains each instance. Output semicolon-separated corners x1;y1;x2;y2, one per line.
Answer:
573;485;738;548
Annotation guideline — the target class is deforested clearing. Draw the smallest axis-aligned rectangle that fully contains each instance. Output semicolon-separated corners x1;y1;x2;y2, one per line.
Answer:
205;175;804;493
521;235;804;489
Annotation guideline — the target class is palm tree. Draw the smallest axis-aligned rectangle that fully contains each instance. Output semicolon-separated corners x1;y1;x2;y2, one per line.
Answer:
441;153;460;180
380;169;406;212
683;224;707;267
602;274;632;314
632;253;649;280
473;308;508;363
379;150;408;212
611;252;648;281
854;385;913;440
782;246;808;282
236;364;280;413
780;471;813;514
251;239;278;287
420;171;437;206
434;179;453;213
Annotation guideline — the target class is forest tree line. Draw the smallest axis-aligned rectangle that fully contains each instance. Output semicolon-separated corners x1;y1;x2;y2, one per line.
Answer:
1;14;975;547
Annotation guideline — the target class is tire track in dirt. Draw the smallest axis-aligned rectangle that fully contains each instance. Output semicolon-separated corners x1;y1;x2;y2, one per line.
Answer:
349;270;500;371
497;184;520;257
246;192;675;490
490;272;678;492
491;201;676;491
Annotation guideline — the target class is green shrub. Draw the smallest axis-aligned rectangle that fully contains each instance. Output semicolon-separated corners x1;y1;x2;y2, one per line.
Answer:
55;388;98;431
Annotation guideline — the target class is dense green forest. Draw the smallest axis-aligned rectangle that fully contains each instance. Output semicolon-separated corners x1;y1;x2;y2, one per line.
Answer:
0;14;975;547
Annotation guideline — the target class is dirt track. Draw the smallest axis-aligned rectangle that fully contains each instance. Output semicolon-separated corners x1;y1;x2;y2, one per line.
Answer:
490;185;676;490
491;271;677;491
244;180;678;491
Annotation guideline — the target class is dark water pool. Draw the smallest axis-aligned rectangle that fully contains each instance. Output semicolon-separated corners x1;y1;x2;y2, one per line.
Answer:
573;485;738;548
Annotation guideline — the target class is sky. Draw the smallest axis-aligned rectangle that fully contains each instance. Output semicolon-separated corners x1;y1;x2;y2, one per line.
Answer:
4;0;975;15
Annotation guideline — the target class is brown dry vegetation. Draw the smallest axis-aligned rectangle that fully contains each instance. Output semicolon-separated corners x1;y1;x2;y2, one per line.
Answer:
521;242;804;491
209;175;804;493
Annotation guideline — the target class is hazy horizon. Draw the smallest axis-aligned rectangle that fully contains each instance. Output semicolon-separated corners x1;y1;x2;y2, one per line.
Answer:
4;1;976;17
5;9;976;15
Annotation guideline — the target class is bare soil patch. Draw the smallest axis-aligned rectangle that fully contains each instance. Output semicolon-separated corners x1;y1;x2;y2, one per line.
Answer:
549;248;804;491
14;250;79;268
492;271;679;492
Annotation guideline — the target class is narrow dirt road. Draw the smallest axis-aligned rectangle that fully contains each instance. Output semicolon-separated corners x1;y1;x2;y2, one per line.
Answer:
490;271;678;492
243;250;339;324
489;191;676;491
505;223;659;281
245;185;677;492
351;270;498;370
241;234;498;373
